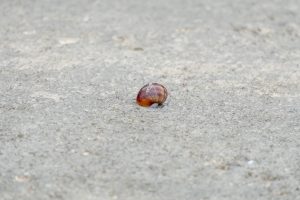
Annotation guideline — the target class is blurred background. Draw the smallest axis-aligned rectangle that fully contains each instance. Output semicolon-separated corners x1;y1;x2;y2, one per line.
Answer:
0;0;300;199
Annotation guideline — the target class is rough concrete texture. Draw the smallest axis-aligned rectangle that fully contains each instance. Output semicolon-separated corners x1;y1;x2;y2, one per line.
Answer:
0;0;300;199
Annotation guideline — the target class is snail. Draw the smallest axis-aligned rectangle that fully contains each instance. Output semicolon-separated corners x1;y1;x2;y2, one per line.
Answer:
136;83;168;107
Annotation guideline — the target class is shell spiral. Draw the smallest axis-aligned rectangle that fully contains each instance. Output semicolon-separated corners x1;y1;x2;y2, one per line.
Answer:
136;83;168;107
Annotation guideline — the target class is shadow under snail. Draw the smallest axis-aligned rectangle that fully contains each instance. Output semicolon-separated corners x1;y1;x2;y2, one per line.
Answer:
136;83;168;107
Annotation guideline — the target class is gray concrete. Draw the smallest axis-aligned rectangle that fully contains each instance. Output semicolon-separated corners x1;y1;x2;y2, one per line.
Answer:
1;0;300;199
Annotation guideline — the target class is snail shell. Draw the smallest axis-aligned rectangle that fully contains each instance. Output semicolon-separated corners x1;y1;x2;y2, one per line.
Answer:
136;83;168;107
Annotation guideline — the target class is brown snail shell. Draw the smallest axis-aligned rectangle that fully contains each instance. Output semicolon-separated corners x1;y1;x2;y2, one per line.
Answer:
136;83;168;107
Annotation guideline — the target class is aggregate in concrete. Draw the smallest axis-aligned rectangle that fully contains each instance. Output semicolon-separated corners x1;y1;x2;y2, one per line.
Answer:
0;0;300;199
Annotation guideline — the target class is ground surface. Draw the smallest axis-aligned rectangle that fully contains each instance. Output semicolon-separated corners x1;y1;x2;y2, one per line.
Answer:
0;0;300;199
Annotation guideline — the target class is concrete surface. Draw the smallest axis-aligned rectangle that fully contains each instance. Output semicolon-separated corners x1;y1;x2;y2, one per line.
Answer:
0;0;300;199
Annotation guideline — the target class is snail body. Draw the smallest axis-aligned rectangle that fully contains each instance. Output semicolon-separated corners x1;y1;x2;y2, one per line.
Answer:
136;83;168;107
